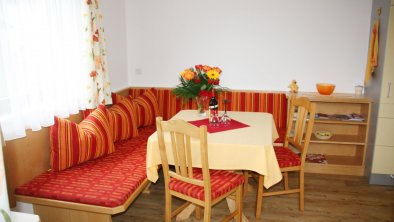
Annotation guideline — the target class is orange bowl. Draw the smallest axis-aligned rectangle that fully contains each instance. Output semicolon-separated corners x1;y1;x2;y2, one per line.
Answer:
316;83;335;95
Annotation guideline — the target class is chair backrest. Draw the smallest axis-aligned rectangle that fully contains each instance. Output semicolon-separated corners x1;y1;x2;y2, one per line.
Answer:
285;97;316;167
156;117;211;201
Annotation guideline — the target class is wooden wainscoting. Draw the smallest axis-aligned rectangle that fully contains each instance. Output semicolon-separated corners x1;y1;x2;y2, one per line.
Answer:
3;113;83;207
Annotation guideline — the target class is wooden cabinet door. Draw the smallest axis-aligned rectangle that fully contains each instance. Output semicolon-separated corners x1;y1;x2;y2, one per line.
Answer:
380;5;394;104
378;103;394;117
371;145;394;174
375;117;394;146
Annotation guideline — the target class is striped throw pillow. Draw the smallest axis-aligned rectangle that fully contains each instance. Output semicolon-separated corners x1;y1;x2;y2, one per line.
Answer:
82;96;139;142
132;89;160;127
107;96;139;141
111;92;126;104
50;105;115;171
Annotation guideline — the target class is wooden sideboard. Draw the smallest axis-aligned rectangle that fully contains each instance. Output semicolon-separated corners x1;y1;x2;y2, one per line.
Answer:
293;92;371;176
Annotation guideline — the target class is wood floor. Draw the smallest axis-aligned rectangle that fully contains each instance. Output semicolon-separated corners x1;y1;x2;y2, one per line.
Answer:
112;171;394;222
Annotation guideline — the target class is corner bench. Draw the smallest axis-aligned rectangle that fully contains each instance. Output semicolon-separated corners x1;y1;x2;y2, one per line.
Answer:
14;126;156;222
9;87;287;222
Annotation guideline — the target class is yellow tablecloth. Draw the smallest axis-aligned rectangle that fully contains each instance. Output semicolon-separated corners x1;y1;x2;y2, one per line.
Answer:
146;110;283;188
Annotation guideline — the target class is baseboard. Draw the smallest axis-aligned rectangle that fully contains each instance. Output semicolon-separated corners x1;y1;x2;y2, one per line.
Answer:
369;173;394;186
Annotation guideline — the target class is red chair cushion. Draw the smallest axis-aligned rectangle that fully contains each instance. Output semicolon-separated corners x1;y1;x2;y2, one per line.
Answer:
169;169;244;201
274;146;301;168
15;126;156;208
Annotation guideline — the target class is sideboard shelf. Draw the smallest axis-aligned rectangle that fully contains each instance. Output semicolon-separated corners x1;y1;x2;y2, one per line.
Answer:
292;92;371;176
314;119;368;125
310;134;366;145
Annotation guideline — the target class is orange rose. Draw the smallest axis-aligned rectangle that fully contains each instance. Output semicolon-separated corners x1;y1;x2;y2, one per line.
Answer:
202;65;212;72
181;69;195;80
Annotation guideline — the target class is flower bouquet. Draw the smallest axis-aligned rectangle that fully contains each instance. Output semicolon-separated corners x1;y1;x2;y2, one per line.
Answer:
172;64;226;115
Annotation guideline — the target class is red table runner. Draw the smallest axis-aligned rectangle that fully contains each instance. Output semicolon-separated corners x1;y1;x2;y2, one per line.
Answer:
188;118;250;133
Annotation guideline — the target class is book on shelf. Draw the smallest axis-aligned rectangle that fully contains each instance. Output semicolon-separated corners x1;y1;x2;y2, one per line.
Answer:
330;114;351;121
315;113;364;122
315;113;329;119
306;153;327;164
348;113;364;121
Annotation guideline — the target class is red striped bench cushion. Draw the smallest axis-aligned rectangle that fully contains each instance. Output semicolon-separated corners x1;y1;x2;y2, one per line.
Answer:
15;126;156;208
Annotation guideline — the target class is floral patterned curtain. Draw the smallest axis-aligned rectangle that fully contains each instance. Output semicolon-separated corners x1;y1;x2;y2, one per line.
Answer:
83;0;112;108
0;126;10;221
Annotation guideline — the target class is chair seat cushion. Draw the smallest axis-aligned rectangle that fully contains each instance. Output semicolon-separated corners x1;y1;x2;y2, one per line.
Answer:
169;169;244;201
15;126;156;208
274;146;301;168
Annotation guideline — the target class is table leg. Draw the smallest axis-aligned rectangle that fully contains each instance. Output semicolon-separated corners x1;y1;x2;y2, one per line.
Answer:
175;204;196;221
226;197;249;222
142;183;151;194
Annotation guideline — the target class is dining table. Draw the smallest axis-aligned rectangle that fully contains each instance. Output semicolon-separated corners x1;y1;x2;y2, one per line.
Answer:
146;109;283;220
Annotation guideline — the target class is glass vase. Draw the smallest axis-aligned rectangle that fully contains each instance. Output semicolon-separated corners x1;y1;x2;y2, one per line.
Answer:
195;96;208;117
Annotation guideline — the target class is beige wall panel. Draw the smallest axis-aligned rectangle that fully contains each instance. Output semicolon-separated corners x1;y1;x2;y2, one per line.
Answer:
380;4;394;104
375;117;394;146
371;146;394;174
378;103;394;117
4;112;83;207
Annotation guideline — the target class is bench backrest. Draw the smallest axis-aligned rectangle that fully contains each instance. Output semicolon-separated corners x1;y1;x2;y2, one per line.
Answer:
129;87;288;129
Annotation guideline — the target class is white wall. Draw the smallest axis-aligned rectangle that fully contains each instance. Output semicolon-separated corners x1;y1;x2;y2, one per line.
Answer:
104;0;372;93
101;0;128;91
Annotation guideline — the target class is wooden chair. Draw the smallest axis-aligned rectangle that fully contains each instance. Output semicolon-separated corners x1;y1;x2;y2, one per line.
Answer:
156;117;244;222
255;97;316;218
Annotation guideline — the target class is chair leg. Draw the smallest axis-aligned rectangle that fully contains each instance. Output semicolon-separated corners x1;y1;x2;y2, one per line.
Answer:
299;171;305;211
165;192;171;222
283;172;289;190
235;185;243;222
255;175;264;219
243;171;249;196
203;203;211;222
195;205;202;219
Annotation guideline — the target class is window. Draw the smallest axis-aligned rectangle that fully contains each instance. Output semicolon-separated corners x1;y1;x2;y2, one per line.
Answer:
0;0;91;140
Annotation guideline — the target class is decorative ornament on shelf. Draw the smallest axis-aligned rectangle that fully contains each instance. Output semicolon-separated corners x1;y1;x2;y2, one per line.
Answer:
288;80;299;94
172;64;227;116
